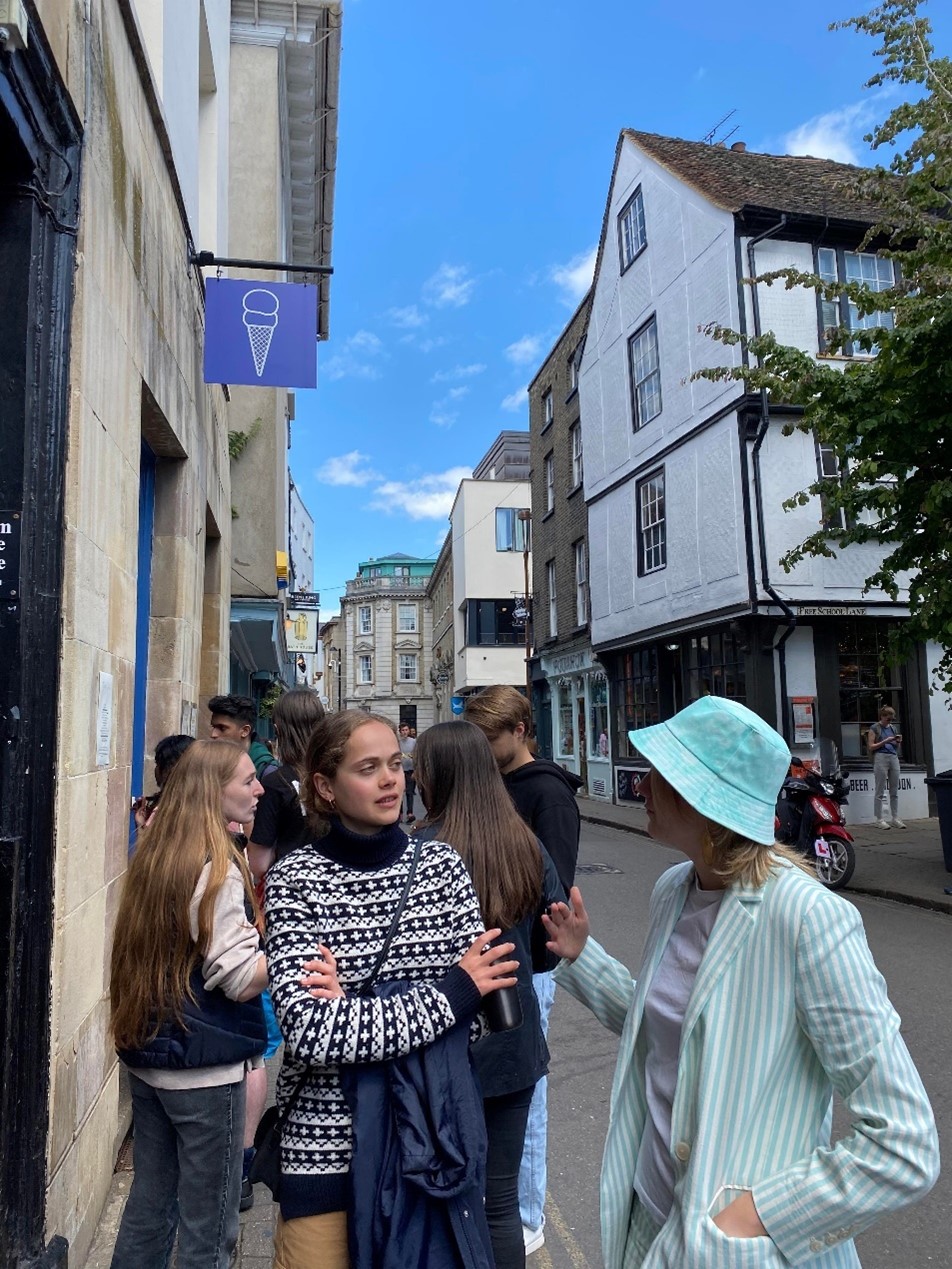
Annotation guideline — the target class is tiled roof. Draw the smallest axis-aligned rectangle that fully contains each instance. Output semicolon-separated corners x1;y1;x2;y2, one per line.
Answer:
626;130;885;223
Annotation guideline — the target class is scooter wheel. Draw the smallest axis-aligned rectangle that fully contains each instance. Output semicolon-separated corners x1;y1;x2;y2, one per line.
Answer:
815;839;855;890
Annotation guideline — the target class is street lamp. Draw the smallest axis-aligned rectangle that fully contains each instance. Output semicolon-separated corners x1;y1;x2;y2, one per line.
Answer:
329;646;343;711
517;509;533;727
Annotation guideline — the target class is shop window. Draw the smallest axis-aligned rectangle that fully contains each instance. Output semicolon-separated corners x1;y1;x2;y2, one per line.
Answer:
686;627;746;706
614;648;660;759
590;675;609;758
557;680;575;756
837;619;904;759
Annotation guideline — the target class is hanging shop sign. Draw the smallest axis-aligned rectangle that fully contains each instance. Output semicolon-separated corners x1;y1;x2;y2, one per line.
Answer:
0;511;21;603
286;609;319;654
203;278;318;388
289;590;320;609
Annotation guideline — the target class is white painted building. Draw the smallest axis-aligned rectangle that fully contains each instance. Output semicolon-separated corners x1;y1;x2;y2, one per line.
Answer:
580;131;951;820
447;435;533;699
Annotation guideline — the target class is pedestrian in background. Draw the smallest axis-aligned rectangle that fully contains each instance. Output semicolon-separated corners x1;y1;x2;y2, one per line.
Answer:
413;721;565;1269
209;692;275;778
109;740;269;1269
868;705;905;830
264;710;519;1269
465;684;582;1255
544;696;938;1268
398;722;417;822
132;733;194;829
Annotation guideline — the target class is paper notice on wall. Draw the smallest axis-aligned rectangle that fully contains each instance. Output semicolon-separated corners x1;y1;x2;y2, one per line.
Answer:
96;672;113;766
792;699;815;745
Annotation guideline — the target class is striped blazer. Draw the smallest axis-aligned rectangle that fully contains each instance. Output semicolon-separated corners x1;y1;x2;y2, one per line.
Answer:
555;860;939;1268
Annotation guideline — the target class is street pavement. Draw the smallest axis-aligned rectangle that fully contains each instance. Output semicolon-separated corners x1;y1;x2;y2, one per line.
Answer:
84;813;950;1267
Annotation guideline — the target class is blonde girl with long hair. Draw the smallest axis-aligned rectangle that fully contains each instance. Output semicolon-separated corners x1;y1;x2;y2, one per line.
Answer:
110;739;269;1269
543;696;938;1269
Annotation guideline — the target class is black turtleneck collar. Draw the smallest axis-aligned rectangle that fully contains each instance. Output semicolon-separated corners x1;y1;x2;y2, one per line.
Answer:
314;816;409;870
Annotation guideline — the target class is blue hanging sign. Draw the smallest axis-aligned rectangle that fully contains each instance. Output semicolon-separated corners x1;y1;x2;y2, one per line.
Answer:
450;696;465;716
203;278;318;388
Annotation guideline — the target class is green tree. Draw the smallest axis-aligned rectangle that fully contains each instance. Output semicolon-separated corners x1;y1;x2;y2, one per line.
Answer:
698;1;952;688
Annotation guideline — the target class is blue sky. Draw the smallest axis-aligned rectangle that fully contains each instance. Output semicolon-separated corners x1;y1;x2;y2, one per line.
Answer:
291;0;949;616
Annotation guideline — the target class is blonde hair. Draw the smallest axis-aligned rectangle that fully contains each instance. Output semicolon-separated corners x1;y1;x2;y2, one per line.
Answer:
649;770;810;888
110;740;259;1049
464;684;532;739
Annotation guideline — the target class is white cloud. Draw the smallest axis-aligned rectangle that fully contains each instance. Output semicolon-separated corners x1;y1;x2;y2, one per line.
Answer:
315;451;381;487
500;386;528;413
781;101;876;166
428;385;471;428
430;363;487;383
369;466;472;520
504;334;544;366
551;245;597;306
321;329;385;381
423;263;476;309
417;335;451;354
387;304;428;329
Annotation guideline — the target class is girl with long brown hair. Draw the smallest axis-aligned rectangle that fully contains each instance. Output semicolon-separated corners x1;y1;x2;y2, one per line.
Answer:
110;739;269;1269
264;710;519;1269
413;721;565;1269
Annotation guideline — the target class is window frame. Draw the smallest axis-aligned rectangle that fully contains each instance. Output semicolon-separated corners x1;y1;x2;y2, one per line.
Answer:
544;452;555;514
541;389;553;430
814;437;855;535
398;652;418;682
617;186;647;273
495;506;530;552
570;421;583;490
357;653;373;684
397;603;418;632
357;604;373;635
546;560;557;639
636;468;666;576
574;539;588;627
628;316;662;430
815;245;895;356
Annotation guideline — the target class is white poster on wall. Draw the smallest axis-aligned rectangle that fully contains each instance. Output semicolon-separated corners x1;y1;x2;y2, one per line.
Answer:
96;672;113;766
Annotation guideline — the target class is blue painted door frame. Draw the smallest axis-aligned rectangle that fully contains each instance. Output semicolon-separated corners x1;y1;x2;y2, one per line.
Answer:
130;443;156;843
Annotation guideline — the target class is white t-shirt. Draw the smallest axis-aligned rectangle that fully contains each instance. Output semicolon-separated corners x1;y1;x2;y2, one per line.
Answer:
634;875;725;1225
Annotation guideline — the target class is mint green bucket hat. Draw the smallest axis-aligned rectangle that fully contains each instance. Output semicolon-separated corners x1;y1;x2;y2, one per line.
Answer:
628;696;790;845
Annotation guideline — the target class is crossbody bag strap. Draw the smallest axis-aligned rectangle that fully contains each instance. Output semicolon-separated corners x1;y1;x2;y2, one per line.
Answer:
277;836;424;1122
354;835;423;995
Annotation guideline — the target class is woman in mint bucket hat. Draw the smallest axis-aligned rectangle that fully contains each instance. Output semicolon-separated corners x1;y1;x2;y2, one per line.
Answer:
543;696;938;1269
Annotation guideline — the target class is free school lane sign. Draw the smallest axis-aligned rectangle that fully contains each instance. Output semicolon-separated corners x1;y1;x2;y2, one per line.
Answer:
0;512;20;602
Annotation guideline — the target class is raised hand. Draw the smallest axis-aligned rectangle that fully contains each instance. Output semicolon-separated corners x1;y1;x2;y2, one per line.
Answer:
542;886;590;962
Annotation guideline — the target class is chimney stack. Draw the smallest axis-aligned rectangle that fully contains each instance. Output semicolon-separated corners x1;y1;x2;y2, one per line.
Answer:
730;141;747;153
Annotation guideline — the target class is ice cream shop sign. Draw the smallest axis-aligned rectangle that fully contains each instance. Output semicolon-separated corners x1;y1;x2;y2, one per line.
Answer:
203;278;318;388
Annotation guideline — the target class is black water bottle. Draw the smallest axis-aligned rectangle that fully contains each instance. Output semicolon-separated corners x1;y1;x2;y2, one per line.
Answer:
484;982;523;1032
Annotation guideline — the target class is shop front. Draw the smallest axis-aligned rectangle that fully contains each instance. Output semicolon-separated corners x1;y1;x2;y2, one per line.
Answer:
538;644;612;801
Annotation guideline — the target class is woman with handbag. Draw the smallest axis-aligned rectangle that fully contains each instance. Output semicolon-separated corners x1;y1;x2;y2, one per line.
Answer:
543;696;938;1269
264;710;520;1269
412;720;566;1269
109;739;269;1269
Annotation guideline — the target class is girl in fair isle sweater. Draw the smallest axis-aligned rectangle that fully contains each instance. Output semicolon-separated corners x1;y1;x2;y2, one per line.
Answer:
264;710;518;1269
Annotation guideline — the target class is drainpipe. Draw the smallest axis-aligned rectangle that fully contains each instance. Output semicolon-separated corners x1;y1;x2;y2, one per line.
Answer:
747;214;797;740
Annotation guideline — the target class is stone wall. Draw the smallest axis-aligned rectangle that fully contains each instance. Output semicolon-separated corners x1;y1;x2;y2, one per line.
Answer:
41;0;232;1259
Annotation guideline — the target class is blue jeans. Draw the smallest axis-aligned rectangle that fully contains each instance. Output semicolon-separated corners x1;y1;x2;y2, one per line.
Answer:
518;971;556;1231
111;1074;245;1269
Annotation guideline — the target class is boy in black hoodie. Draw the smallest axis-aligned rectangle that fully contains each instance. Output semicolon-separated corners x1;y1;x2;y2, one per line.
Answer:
465;685;583;1254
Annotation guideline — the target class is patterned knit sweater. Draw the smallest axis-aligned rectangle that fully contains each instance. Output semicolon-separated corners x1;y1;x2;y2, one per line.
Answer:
264;818;484;1219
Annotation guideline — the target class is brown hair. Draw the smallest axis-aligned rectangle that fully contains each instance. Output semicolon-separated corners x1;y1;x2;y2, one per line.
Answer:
110;740;259;1049
463;684;531;740
273;687;326;772
414;721;542;928
648;769;811;888
300;710;397;821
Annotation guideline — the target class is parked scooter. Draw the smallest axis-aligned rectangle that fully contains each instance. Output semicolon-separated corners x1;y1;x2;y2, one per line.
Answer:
774;738;856;890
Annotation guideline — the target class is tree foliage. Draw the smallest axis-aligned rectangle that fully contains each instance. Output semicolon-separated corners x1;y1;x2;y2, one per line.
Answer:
697;1;952;689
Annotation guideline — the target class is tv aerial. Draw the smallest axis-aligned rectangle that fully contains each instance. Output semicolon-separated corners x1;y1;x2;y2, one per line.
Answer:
701;109;739;147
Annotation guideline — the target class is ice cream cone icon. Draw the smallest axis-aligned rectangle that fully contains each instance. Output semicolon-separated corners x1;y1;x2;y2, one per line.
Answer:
242;289;280;377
